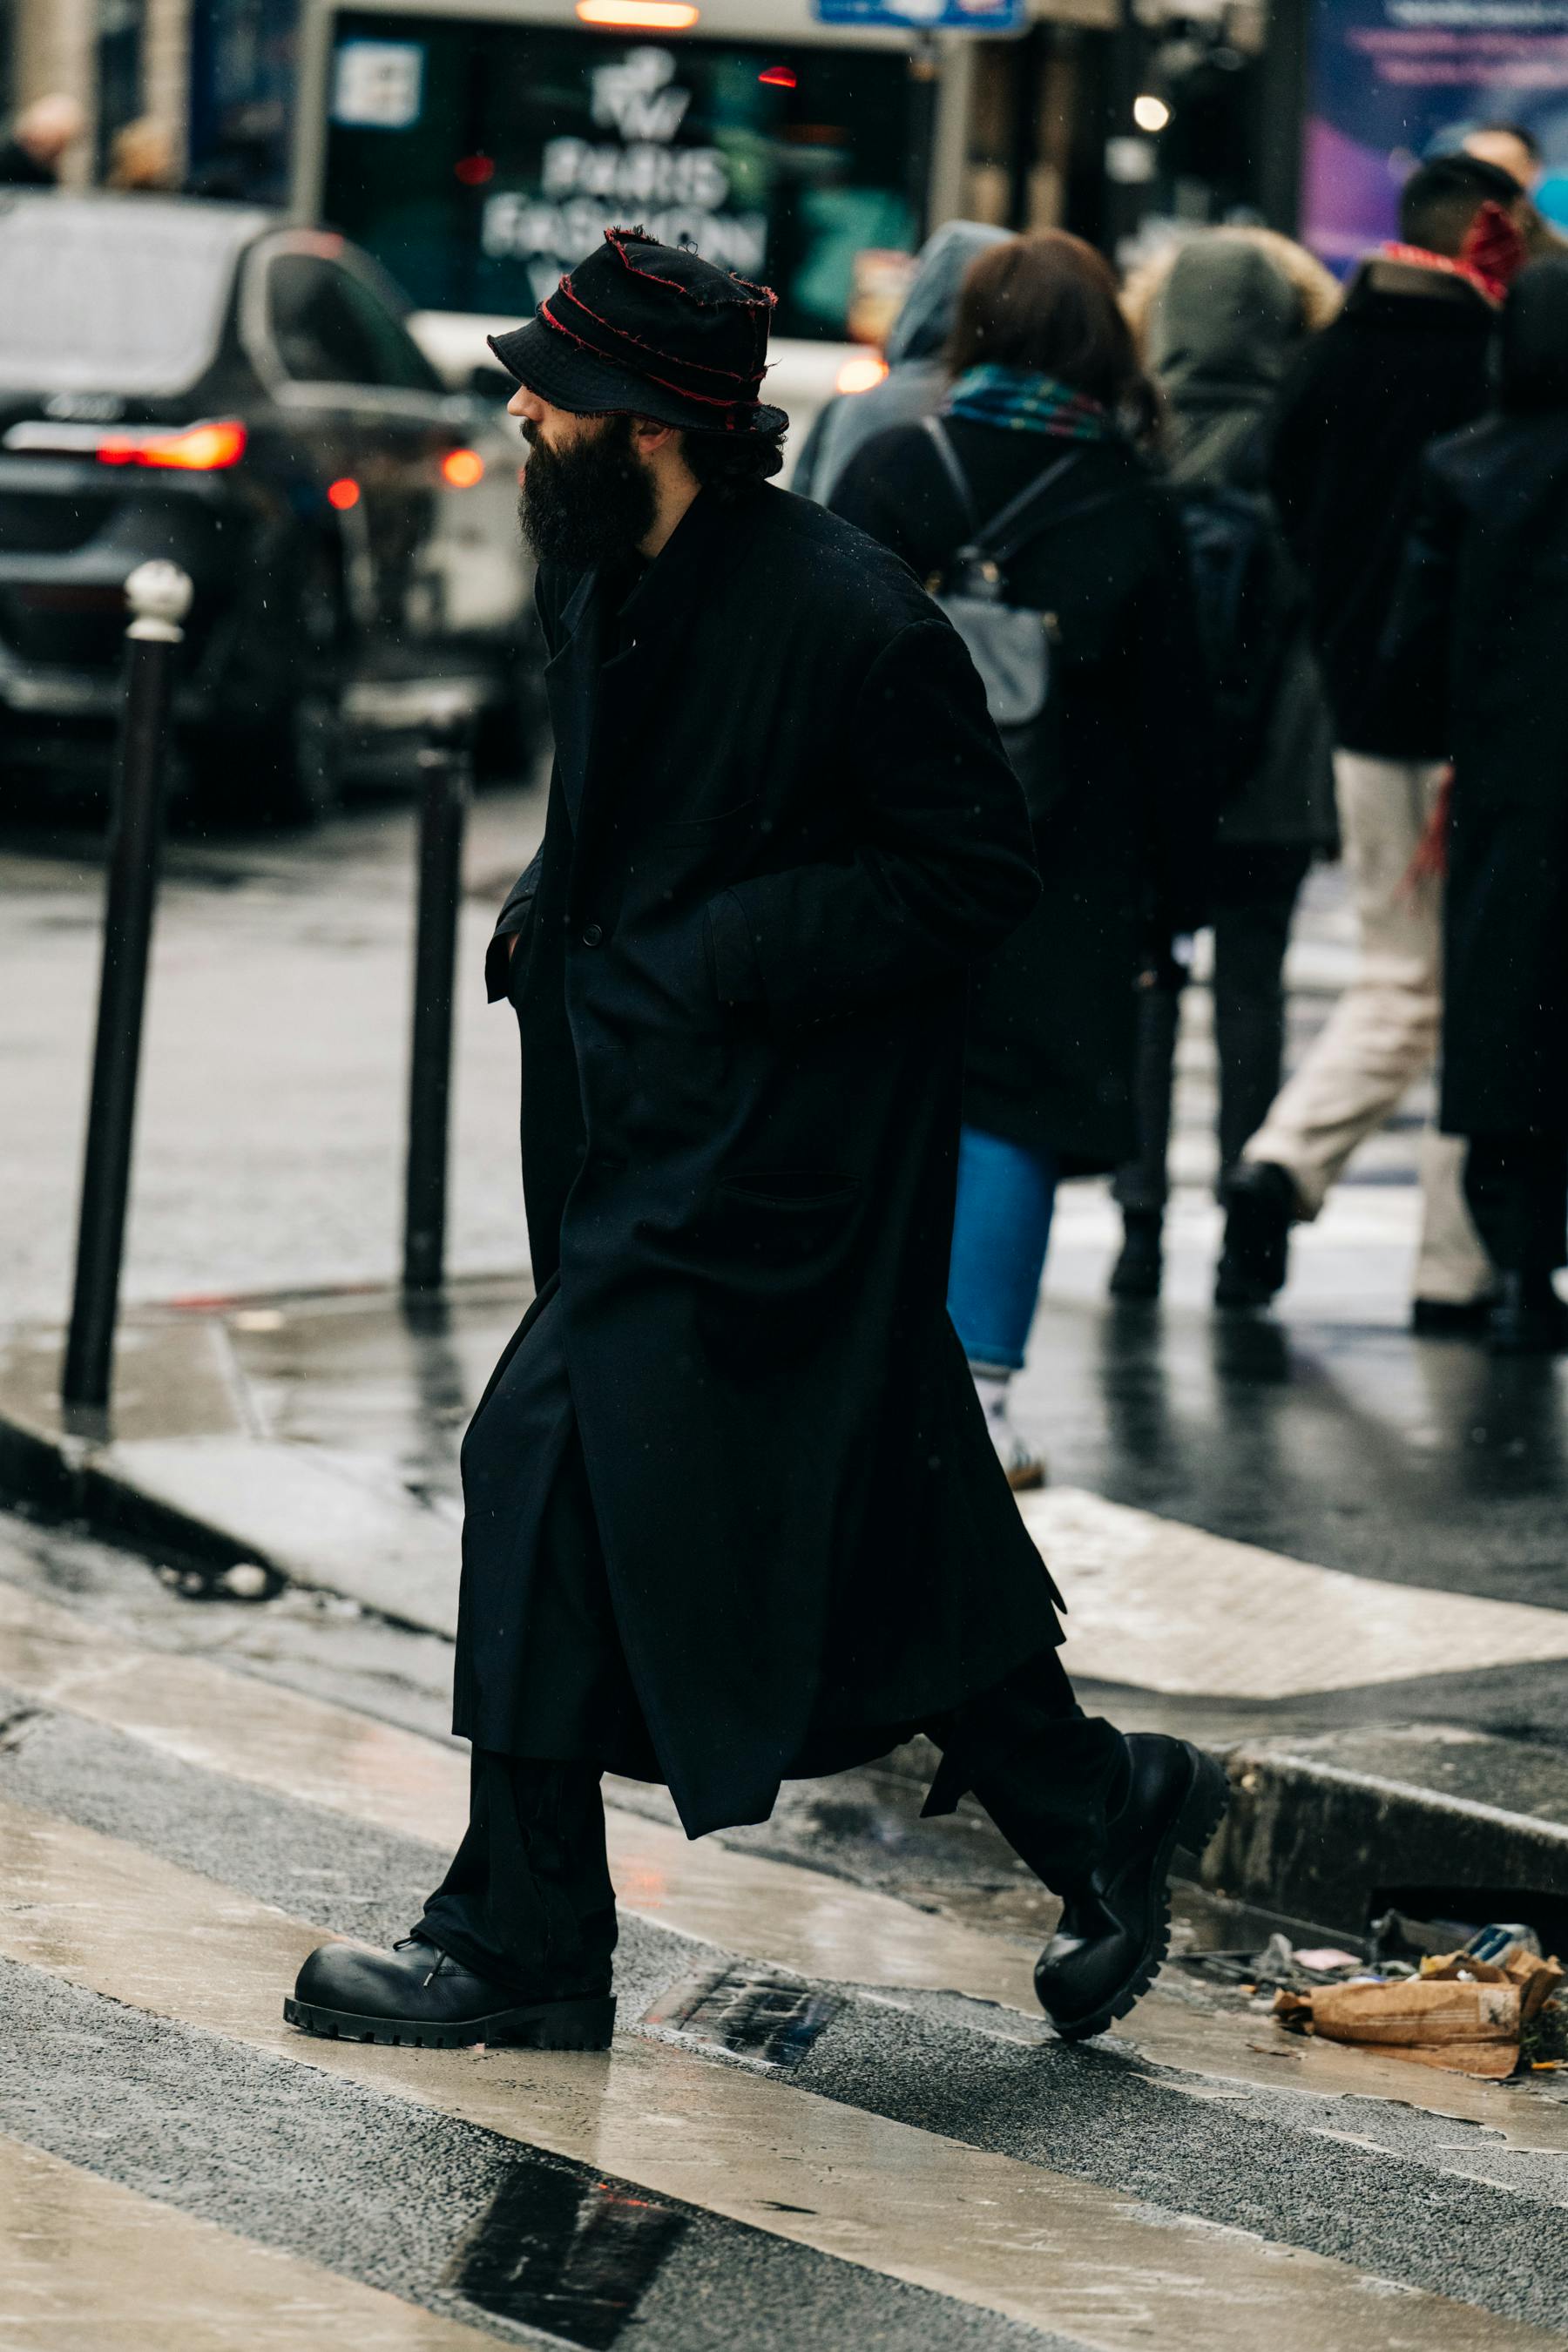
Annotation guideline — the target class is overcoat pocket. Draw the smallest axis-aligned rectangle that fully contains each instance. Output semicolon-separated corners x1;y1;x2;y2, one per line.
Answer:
651;794;761;836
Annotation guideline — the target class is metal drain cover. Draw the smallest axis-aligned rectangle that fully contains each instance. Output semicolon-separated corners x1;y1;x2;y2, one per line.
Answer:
643;1963;842;2072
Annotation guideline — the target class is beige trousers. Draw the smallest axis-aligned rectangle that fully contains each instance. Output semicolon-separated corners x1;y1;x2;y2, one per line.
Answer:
1243;751;1491;1305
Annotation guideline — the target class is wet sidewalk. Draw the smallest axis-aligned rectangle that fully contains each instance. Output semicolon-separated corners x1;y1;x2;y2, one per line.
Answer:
0;1275;522;1639
3;1262;1567;1942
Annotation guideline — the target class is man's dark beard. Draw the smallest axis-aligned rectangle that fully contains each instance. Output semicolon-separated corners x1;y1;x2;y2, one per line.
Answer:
518;413;657;571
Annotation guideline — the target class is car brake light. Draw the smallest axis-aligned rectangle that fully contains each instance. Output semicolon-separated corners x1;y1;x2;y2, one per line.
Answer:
441;447;484;489
97;419;247;470
576;2;700;25
836;355;889;396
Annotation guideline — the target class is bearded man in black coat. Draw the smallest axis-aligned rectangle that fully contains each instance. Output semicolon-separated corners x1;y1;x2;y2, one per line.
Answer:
288;229;1226;2054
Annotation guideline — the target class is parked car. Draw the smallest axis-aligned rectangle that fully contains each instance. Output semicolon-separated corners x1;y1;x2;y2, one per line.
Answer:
0;193;537;821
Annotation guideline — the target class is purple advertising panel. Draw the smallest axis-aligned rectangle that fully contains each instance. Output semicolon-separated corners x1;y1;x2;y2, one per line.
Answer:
1301;0;1568;269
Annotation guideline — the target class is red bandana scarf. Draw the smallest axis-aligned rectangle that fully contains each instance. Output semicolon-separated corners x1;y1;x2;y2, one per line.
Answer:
1381;199;1528;308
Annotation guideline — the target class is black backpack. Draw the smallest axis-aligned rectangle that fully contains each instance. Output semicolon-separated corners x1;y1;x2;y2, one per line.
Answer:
921;418;1094;821
1173;483;1294;797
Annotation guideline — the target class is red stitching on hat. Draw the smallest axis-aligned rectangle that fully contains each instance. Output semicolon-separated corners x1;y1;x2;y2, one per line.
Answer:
603;224;778;314
536;304;764;421
551;277;763;385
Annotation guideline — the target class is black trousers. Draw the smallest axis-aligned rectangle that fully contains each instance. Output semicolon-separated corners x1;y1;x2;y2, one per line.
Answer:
1116;843;1311;1215
417;1646;1129;1997
1463;1133;1568;1277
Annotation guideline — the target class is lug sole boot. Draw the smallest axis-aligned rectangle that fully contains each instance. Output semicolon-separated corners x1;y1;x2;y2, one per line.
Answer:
1215;1161;1295;1309
1034;1735;1230;2043
285;1937;614;2051
1109;1212;1163;1301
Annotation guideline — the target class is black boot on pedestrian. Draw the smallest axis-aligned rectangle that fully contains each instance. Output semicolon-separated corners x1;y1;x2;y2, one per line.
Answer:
1109;1212;1163;1301
285;1936;615;2051
1214;1160;1295;1309
1411;1294;1494;1337
1033;1735;1230;2042
1487;1271;1568;1356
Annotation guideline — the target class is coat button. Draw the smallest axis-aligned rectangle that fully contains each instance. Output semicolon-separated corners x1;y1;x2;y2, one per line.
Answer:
580;923;604;948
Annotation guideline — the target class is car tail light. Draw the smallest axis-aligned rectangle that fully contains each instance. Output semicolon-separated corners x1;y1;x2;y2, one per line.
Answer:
97;419;247;470
836;355;889;396
576;2;700;25
441;447;484;489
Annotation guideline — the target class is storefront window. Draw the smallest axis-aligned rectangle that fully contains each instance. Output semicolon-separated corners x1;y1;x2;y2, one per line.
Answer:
322;14;921;340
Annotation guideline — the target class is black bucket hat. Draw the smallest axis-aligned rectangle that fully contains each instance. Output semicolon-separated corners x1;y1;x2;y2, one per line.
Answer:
488;226;787;437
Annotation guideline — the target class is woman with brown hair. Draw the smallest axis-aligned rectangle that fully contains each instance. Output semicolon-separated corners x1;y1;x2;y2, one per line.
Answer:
831;229;1213;1486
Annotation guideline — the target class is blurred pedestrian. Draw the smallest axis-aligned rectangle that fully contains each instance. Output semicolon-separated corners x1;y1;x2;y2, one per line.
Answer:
1380;258;1568;1351
106;117;178;193
793;219;1008;504
1109;229;1340;1301
831;230;1213;1484
286;226;1227;2055
0;94;85;188
1220;154;1527;1327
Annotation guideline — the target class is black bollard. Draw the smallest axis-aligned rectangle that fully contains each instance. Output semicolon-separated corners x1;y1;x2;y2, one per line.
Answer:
402;700;473;1294
62;561;193;1418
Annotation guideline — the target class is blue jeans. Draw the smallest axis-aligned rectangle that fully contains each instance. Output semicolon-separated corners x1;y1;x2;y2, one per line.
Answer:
946;1125;1059;1373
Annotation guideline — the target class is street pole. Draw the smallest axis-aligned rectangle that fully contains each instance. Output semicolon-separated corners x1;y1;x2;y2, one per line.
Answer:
62;561;193;1420
402;700;473;1295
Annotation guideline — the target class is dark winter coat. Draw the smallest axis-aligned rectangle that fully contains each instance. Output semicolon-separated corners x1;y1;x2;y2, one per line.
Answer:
829;418;1213;1172
1147;238;1335;850
1267;255;1496;756
1379;260;1568;1139
484;484;1063;1839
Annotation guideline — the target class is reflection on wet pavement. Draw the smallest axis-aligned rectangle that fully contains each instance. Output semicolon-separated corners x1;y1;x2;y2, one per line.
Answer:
450;2154;687;2349
1023;1280;1568;1613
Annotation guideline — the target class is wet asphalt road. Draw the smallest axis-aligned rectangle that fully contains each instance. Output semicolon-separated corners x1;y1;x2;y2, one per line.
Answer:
4;1499;1568;2351
6;797;1568;2342
1;774;550;1323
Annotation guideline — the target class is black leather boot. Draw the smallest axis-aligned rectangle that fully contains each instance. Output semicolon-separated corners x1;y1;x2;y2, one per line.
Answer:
1411;1294;1493;1337
1215;1160;1295;1308
1109;1211;1163;1301
286;1936;615;2051
1034;1734;1230;2041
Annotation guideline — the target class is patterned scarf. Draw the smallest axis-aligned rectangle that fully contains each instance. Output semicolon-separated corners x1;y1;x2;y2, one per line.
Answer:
944;363;1115;442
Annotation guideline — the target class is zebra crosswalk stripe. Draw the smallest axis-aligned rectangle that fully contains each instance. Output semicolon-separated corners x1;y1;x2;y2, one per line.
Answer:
3;1789;1553;2352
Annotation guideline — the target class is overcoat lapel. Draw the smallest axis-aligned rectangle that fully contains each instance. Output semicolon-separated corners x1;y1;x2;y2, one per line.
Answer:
546;499;755;848
578;496;753;825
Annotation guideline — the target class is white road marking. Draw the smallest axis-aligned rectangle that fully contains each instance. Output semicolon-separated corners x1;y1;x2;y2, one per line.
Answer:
1023;1486;1568;1697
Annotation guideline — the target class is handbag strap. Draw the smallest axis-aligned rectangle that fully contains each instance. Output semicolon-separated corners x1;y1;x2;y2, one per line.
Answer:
923;416;1085;571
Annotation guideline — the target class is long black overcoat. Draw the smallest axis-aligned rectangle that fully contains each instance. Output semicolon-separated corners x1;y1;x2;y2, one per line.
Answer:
483;484;1063;1839
830;422;1213;1172
1380;409;1568;1137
